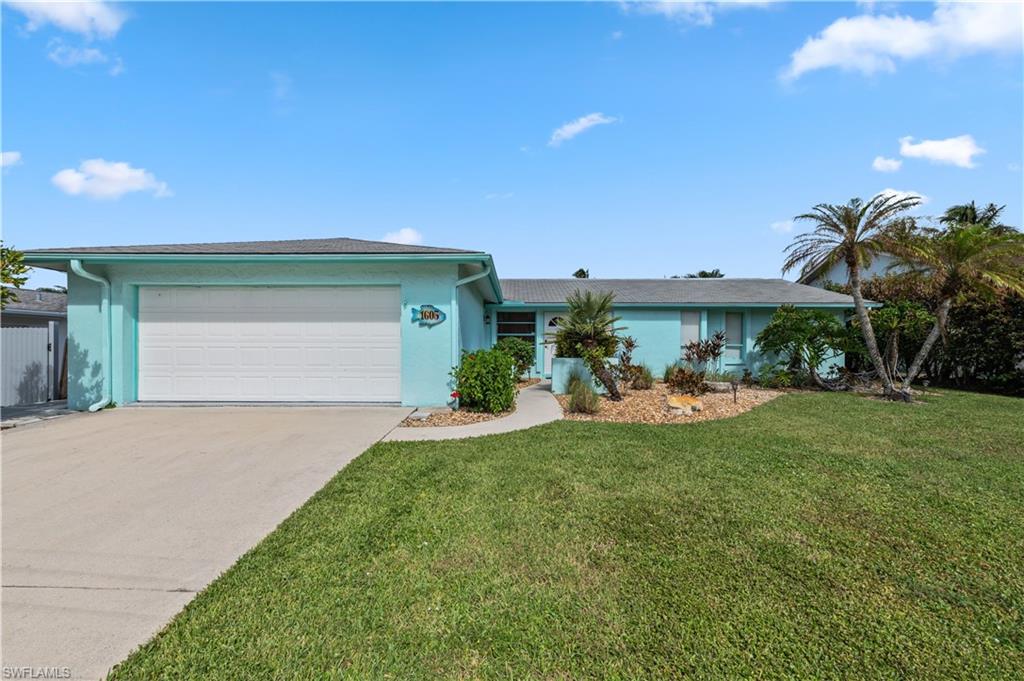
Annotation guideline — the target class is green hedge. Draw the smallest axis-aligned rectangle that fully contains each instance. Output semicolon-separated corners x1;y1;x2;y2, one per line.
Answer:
451;348;517;413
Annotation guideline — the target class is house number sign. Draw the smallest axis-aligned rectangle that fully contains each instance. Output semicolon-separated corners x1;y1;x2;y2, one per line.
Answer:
411;305;446;326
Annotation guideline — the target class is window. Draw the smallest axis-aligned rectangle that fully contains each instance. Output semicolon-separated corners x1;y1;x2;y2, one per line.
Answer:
496;311;535;344
681;310;700;349
724;311;743;362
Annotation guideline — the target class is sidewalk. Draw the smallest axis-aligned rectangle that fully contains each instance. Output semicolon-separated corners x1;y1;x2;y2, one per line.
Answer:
384;381;562;441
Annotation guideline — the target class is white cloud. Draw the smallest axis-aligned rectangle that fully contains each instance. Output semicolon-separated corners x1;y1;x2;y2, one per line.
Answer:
1;151;23;168
899;134;984;168
878;188;929;206
484;192;514;200
549;112;617;147
770;219;794;234
382;228;423;245
5;1;126;39
46;37;121;74
872;156;902;173
622;1;771;28
783;2;1022;81
611;30;624;40
52;159;171;200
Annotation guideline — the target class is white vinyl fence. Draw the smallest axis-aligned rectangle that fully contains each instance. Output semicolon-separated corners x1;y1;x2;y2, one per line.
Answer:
2;326;51;406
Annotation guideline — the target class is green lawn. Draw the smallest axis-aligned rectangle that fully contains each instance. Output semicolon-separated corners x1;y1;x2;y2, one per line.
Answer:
111;391;1024;679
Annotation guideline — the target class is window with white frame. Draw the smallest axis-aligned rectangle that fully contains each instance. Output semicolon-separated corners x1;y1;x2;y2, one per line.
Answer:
723;311;744;361
496;311;535;344
681;310;700;351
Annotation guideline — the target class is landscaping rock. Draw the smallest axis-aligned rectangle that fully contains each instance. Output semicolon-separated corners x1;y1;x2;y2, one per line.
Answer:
667;394;703;414
706;381;732;393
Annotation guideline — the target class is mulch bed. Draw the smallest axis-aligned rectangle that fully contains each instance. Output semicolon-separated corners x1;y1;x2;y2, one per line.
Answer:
399;378;541;428
556;381;782;424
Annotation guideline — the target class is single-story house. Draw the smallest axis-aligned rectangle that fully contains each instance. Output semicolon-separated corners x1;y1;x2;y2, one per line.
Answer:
24;237;860;411
2;287;68;406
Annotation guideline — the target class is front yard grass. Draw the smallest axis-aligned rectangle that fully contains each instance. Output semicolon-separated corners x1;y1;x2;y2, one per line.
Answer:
111;390;1024;679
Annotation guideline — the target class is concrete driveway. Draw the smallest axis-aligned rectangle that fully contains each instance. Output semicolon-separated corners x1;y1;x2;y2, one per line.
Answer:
2;405;410;680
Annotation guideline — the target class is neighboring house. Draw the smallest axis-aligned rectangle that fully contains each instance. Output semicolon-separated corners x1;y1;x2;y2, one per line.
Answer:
798;252;903;288
24;237;859;410
1;288;68;406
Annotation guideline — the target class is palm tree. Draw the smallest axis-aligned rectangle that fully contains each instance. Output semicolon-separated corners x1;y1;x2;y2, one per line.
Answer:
890;223;1024;392
552;290;623;400
782;194;922;399
939;201;1010;232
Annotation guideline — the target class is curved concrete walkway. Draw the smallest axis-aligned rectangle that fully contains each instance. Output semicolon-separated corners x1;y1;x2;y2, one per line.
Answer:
384;381;562;441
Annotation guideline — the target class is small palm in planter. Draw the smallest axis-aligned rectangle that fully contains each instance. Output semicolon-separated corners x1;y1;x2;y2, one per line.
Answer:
551;290;624;401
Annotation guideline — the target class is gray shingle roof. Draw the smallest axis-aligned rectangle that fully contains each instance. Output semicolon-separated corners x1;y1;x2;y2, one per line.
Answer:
3;288;67;314
499;278;858;306
26;236;482;256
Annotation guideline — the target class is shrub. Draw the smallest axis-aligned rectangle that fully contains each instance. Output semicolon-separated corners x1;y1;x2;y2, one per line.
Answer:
682;330;727;373
450;348;516;413
566;368;588;394
632;364;654;390
614;336;644;388
704;369;735;383
754;305;851;391
568;381;601;414
665;366;708;395
496;337;535;378
758;363;796;389
551;290;623;401
662;363;679;382
741;368;754;387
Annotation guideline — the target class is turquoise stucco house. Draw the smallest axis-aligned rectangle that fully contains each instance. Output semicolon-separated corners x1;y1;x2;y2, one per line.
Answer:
24;236;860;411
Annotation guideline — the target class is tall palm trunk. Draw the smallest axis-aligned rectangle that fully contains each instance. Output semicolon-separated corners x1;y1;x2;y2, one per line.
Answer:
849;264;897;397
901;298;952;392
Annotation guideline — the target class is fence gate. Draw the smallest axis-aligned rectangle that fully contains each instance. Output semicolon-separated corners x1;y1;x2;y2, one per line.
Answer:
2;327;51;407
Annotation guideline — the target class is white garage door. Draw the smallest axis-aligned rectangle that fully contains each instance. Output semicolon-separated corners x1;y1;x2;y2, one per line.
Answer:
138;286;401;402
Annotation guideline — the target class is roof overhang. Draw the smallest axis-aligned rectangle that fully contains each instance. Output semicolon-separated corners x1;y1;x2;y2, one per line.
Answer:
487;301;874;309
25;251;504;304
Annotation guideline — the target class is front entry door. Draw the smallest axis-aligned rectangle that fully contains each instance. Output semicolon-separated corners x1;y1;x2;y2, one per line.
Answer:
543;313;563;377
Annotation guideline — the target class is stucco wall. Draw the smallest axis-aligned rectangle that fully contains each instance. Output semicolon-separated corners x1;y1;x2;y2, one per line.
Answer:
65;261;462;408
488;304;852;380
617;309;684;376
458;281;488;354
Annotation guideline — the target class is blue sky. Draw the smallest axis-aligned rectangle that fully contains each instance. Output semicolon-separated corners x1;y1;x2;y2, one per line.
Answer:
3;1;1021;289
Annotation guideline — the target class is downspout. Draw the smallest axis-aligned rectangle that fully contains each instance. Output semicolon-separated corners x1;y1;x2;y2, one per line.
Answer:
69;259;112;412
451;263;493;406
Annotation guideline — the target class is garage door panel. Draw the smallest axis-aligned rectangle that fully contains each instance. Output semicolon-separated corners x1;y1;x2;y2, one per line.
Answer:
139;286;401;402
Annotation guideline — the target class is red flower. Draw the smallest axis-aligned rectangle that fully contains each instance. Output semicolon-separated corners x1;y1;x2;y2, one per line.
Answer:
450;391;460;399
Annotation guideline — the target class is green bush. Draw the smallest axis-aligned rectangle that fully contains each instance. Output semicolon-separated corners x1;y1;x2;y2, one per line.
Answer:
632;365;654;390
495;337;535;378
451;348;516;413
566;368;587;394
665;366;708;395
662;363;679;382
567;381;601;414
758;363;795;389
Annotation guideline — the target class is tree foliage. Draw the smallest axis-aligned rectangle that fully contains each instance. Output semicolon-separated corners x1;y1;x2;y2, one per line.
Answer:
783;193;922;400
754;306;851;390
572;268;589;279
684;269;724;278
1;241;30;310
